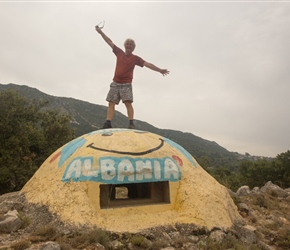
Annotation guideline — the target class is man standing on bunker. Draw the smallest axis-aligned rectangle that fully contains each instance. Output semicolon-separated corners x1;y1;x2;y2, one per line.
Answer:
95;24;169;129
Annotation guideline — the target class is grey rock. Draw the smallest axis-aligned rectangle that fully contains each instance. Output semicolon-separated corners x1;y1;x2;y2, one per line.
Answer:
236;186;251;196
127;242;134;250
252;187;260;193
239;225;257;244
182;242;199;250
0;209;22;233
142;237;153;248
0;201;13;214
237;203;249;214
168;231;181;240
109;240;124;250
39;241;60;250
209;230;226;242
187;235;199;243
94;243;106;250
162;232;172;241
260;181;288;197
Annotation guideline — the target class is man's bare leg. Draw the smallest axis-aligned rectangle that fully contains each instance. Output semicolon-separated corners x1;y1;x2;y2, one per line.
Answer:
107;102;116;120
103;102;115;128
124;101;134;120
124;101;135;128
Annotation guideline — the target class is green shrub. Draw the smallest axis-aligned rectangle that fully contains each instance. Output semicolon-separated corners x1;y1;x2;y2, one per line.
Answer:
130;235;145;246
70;228;109;249
17;212;30;229
276;226;290;248
199;233;260;250
171;235;190;248
254;195;271;209
33;224;59;241
58;242;72;250
231;196;242;206
148;239;168;250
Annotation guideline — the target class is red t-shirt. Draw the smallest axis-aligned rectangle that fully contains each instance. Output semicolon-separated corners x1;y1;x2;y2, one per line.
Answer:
112;45;145;83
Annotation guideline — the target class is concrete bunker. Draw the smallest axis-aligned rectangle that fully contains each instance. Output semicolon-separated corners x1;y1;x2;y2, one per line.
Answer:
22;129;241;232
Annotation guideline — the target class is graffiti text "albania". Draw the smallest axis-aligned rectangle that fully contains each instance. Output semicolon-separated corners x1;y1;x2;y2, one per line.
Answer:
62;156;182;184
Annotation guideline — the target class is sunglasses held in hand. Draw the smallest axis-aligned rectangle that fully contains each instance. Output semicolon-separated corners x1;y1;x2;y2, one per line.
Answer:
96;20;105;29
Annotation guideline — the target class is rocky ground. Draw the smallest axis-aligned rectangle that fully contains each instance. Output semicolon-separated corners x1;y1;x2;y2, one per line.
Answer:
0;181;289;250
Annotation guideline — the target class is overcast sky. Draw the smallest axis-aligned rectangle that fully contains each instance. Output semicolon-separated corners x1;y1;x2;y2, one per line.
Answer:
1;0;290;157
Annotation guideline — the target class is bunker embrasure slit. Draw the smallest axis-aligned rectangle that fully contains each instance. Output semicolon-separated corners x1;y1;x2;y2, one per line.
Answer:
100;181;170;209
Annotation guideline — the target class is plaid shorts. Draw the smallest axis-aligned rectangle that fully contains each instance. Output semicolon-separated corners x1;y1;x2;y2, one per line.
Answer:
106;82;133;104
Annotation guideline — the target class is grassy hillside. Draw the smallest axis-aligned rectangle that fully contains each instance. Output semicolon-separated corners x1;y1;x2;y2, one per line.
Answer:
0;83;241;168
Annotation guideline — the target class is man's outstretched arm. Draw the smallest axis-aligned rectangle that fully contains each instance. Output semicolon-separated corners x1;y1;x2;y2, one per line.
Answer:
95;26;115;49
144;62;170;76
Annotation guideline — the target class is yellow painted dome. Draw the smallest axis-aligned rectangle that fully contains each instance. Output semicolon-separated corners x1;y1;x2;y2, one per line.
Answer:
22;129;241;232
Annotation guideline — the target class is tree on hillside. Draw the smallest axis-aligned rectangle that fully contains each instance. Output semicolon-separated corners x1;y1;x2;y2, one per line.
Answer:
209;152;290;191
273;150;290;188
237;159;273;189
0;90;75;194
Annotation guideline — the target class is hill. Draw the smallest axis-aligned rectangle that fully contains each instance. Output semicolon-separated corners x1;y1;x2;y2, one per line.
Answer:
0;83;241;168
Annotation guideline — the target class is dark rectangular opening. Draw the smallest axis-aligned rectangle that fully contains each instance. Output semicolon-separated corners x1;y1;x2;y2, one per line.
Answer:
100;181;170;209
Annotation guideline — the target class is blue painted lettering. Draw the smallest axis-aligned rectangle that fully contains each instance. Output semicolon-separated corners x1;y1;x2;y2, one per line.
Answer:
62;156;182;184
100;158;115;180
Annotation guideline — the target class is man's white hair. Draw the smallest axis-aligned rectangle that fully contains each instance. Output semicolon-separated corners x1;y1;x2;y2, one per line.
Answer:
124;38;136;48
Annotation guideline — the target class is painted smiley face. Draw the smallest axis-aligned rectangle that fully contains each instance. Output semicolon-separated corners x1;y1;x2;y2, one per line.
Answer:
50;129;165;167
50;129;197;172
87;131;165;156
